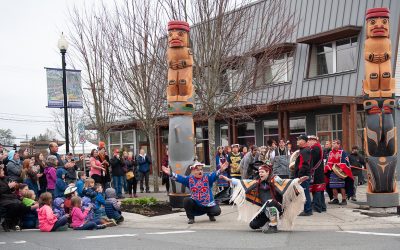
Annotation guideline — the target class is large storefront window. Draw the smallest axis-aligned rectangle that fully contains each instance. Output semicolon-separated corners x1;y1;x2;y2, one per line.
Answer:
237;122;255;147
263;120;278;145
289;117;306;144
316;114;342;145
195;126;209;165
220;125;229;147
108;130;136;154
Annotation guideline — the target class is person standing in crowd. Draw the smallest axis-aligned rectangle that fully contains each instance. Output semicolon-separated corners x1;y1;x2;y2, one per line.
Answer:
266;140;277;162
308;135;326;213
216;146;229;188
325;140;354;205
348;145;365;201
137;149;151;193
323;140;332;163
89;149;105;185
110;148;125;198
34;153;47;196
224;145;232;155
241;146;248;155
286;141;293;155
228;144;243;179
64;153;77;184
44;155;57;196
122;151;129;194
125;152;138;198
272;139;290;179
240;145;259;179
161;148;170;194
162;162;228;224
18;148;29;162
98;142;111;189
49;143;64;168
294;135;312;216
6;150;22;182
258;145;268;163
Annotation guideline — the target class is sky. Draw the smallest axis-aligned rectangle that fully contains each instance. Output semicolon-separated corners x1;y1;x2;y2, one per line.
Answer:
0;0;95;143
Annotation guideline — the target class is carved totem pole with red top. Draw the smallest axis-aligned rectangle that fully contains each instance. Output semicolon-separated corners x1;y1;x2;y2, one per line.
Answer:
363;8;398;207
166;21;196;207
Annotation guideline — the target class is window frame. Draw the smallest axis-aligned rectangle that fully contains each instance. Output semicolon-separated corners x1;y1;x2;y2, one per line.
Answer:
255;52;294;87
108;130;137;155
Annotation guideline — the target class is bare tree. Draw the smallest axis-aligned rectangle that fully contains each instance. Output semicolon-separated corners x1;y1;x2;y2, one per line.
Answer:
67;3;117;144
52;108;82;154
162;0;296;170
103;0;168;192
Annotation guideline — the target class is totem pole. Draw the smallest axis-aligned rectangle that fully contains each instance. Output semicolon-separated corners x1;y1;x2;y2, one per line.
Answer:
363;8;398;207
166;21;195;208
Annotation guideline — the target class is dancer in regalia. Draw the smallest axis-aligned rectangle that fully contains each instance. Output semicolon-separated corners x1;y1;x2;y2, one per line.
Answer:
221;164;307;233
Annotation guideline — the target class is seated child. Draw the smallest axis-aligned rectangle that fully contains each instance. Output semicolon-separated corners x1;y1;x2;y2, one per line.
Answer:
105;188;124;224
54;168;68;198
70;196;106;230
64;186;78;215
17;183;29;199
21;190;38;229
82;178;96;200
53;198;65;219
76;171;86;197
37;192;69;232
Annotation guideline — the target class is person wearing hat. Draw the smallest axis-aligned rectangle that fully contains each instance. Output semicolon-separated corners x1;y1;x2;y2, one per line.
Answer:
294;135;313;216
307;135;326;213
324;140;354;205
227;144;243;179
222;164;308;233
162;161;229;224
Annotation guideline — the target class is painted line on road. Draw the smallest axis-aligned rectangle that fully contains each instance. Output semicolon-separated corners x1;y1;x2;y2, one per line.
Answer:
0;242;5;245
13;241;27;244
146;230;196;235
80;234;137;240
338;231;400;237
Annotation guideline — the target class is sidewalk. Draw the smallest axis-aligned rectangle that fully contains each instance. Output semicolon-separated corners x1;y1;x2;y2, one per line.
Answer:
121;182;400;232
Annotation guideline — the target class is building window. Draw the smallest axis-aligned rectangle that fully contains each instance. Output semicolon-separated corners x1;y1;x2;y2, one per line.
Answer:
256;53;293;86
309;36;358;77
288;117;306;143
220;125;229;147
237;122;255;147
108;130;136;155
263;120;279;146
316;114;342;145
195;126;209;165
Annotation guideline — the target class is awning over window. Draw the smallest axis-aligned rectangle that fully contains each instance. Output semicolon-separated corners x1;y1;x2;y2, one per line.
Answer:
296;25;362;44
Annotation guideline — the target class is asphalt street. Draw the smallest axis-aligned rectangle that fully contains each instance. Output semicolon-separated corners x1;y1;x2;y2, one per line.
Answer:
1;226;400;250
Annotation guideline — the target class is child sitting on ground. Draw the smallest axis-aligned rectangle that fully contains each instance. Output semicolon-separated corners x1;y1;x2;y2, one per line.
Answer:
70;196;106;230
53;197;65;219
21;190;38;229
105;188;124;224
37;192;69;232
76;171;86;197
63;186;78;215
82;178;96;200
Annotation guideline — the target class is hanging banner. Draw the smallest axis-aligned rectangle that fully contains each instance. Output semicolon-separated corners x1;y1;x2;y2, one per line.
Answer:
45;67;83;108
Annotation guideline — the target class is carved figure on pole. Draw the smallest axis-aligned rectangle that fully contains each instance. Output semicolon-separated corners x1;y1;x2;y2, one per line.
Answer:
363;7;398;207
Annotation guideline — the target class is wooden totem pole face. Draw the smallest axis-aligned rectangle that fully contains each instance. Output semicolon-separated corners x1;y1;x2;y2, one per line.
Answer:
366;17;389;38
168;29;189;48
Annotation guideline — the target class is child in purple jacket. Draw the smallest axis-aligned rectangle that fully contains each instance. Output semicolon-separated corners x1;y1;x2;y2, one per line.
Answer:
44;155;57;196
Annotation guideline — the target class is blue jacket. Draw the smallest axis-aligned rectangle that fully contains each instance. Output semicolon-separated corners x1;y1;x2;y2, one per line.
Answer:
136;154;151;173
76;179;84;197
24;178;39;197
172;170;221;207
95;192;106;210
54;168;68;198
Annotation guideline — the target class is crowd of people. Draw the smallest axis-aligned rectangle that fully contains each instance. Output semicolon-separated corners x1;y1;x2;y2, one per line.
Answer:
0;141;153;232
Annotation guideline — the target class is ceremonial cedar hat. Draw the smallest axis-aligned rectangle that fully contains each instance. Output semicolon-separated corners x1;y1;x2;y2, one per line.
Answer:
190;162;205;170
231;144;240;148
168;20;190;32
308;135;319;141
366;8;389;19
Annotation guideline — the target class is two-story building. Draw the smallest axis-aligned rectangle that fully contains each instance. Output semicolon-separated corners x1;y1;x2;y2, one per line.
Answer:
104;0;400;175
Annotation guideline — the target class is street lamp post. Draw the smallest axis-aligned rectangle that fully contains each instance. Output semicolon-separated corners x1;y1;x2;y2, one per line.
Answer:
58;33;69;154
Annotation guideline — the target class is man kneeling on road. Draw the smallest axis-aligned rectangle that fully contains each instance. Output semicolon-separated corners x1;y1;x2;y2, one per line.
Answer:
162;161;228;224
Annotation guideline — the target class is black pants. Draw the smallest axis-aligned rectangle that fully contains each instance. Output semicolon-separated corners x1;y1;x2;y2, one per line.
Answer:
312;191;327;212
139;172;150;192
3;203;31;227
250;212;269;229
127;178;137;195
183;197;221;219
91;174;102;185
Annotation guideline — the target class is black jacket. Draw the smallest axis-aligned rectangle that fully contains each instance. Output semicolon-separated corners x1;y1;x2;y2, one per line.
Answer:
310;143;324;184
110;156;125;176
0;177;21;207
294;146;311;178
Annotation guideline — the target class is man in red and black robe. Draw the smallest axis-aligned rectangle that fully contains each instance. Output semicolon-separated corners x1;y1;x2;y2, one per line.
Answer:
294;135;312;216
324;140;354;205
308;135;326;213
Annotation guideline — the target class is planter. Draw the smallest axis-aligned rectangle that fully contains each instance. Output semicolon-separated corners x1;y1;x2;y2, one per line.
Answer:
121;198;181;217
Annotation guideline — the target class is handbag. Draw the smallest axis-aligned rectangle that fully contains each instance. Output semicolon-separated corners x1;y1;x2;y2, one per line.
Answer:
126;171;135;180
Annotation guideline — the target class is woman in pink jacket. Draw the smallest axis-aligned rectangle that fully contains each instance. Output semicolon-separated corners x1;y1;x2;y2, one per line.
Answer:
70;196;105;230
37;192;68;232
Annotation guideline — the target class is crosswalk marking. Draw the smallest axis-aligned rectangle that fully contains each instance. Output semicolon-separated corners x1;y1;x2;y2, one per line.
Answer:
338;231;400;237
13;241;27;244
81;234;137;239
146;230;196;235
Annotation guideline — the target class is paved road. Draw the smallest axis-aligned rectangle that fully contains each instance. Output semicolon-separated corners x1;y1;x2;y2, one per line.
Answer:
1;226;400;250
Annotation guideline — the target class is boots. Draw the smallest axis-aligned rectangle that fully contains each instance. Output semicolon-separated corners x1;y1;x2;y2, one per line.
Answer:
262;225;278;234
